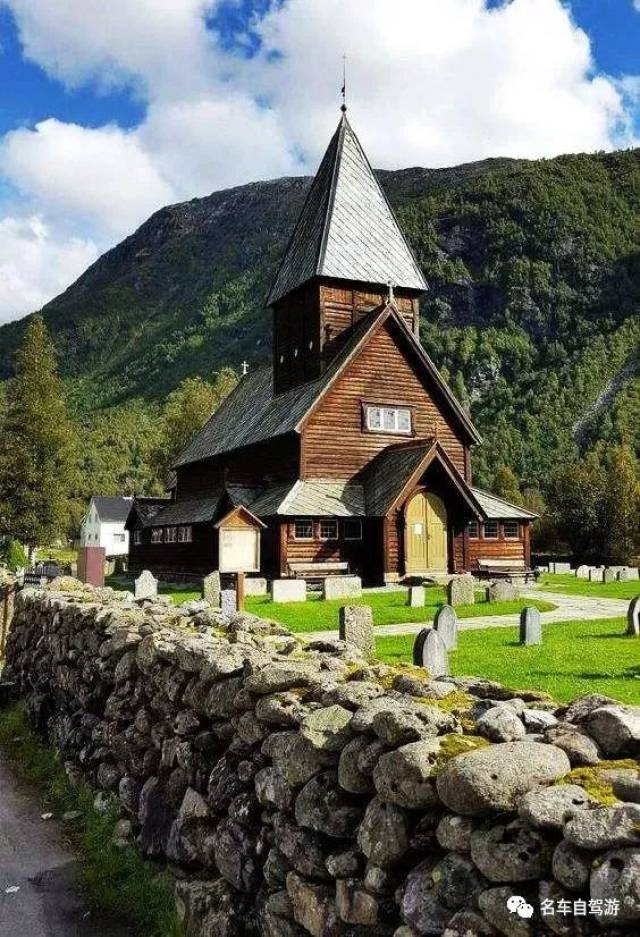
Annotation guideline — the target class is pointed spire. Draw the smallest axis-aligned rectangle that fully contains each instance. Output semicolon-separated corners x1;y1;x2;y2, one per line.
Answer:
267;113;427;305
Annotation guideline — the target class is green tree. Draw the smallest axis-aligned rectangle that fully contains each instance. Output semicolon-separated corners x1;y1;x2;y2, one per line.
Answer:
491;464;524;505
601;443;640;563
0;316;76;557
548;453;607;560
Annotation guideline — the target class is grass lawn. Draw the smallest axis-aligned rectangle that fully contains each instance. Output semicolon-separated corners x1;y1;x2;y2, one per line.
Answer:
376;617;640;705
107;576;201;604
537;573;640;600
245;587;556;634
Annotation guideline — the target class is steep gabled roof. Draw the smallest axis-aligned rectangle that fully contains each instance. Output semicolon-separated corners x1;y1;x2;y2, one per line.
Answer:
268;113;427;305
91;496;133;523
173;304;480;468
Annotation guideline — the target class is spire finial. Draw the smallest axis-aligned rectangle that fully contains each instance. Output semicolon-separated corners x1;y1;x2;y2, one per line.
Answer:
241;360;249;377
340;53;347;113
386;279;396;305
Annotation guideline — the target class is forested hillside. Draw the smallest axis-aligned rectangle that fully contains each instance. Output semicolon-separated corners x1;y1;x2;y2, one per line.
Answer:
0;148;638;489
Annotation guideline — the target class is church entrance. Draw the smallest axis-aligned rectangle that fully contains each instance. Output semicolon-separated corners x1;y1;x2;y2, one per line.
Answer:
405;491;448;574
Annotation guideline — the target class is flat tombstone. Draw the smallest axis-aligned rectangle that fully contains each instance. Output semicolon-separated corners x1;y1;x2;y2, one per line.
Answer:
244;577;267;596
488;580;519;603
519;606;542;646
551;562;572;574
589;568;605;583
408;585;425;608
576;565;591;579
421;629;449;677
271;579;306;603
134;569;157;601
412;628;429;666
323;576;362;600
202;570;221;607
447;576;475;608
627;596;640;637
603;568;616;584
339;605;374;656
220;589;237;616
434;604;458;650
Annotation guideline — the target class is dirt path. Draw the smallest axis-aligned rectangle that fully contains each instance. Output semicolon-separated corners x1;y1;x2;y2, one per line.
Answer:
0;754;129;937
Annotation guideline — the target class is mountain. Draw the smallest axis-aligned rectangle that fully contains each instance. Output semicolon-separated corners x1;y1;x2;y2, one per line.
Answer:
0;148;638;487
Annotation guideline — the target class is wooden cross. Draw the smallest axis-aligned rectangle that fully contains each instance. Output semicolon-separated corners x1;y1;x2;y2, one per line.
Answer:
241;360;249;376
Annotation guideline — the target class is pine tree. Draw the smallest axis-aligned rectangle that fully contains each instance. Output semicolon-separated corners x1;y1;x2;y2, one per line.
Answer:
492;464;524;505
0;316;76;556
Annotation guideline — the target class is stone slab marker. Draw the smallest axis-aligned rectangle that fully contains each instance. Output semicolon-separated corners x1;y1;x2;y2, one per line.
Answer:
576;565;591;579
421;629;449;677
447;576;475;607
603;568;616;583
202;570;221;607
434;604;458;650
412;628;429;666
220;589;237;616
627;596;640;636
244;577;267;596
408;585;425;608
134;569;157;601
519;606;542;645
323;576;362;600
488;580;519;602
339;605;374;656
589;568;605;582
271;579;306;603
550;562;572;574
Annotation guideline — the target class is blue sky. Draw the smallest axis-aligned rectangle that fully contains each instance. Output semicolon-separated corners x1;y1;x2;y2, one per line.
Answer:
0;0;638;323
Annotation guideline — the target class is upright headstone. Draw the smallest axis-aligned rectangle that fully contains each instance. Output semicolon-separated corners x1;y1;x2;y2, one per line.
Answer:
550;562;572;574
408;585;425;608
220;589;237;617
412;628;429;666
339;605;374;656
434;604;458;650
519;606;542;646
323;576;362;600
576;565;591;579
421;629;449;677
245;577;268;596
626;596;640;637
488;580;519;602
134;569;157;601
603;568;616;584
202;570;221;608
447;576;475;607
271;579;306;603
589;568;605;583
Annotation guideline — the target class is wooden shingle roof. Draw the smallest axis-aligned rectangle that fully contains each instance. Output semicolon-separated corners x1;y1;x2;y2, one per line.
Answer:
267;113;427;305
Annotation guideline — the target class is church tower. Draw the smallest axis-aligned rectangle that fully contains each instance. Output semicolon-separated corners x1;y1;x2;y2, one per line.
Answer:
268;112;427;395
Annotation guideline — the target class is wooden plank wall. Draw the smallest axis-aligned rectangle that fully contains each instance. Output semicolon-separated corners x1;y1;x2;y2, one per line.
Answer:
320;283;417;362
302;318;467;479
467;523;528;568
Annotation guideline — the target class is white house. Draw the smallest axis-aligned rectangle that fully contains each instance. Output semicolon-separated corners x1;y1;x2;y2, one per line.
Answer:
80;496;133;557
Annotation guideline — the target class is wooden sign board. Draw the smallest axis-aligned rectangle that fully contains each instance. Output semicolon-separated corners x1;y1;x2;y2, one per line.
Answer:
215;506;264;574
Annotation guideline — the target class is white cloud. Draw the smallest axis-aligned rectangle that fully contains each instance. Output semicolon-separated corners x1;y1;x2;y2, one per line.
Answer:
0;215;98;322
0;0;638;322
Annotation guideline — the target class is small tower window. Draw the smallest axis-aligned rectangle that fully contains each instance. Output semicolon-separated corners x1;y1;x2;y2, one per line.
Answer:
365;404;412;435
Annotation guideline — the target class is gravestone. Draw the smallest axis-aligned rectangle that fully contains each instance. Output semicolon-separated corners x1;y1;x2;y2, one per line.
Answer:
408;585;425;608
412;628;429;666
620;568;640;581
550;562;572;574
535;565;549;574
488;580;519;602
627;596;640;637
434;604;458;650
323;576;362;600
202;570;221;607
603;568;616;583
134;569;157;601
447;576;475;607
589;568;605;583
519;606;542;645
271;579;306;603
421;629;449;677
220;589;237;616
245;577;267;596
576;565;591;579
339;605;374;656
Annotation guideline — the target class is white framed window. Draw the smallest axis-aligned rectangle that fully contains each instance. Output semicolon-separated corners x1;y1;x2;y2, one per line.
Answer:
343;519;362;541
365;404;411;435
151;528;163;543
134;531;142;545
483;521;499;540
114;533;126;543
165;526;177;543
178;526;193;543
319;520;338;540
503;520;520;540
294;519;313;540
468;520;479;539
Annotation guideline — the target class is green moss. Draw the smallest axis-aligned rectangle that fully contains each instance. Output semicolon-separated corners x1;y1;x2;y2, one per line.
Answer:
433;733;490;771
556;759;640;805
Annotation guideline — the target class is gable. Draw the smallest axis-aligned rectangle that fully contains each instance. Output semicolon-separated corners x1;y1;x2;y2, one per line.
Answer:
301;315;471;480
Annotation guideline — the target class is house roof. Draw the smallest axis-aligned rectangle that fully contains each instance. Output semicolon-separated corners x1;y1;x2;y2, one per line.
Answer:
146;495;223;528
91;496;133;523
363;442;435;516
126;497;171;529
267;112;427;305
173;305;480;469
249;479;366;518
471;488;539;520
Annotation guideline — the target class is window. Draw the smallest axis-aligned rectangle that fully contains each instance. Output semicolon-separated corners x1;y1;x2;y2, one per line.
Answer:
468;520;479;539
343;519;362;540
134;531;142;545
294;519;313;540
114;533;125;543
319;520;338;540
504;520;520;539
178;526;193;543
151;528;163;543
483;521;499;539
365;404;412;435
165;526;177;543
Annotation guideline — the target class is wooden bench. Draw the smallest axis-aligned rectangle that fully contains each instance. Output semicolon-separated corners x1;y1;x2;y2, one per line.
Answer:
288;561;349;585
476;558;538;584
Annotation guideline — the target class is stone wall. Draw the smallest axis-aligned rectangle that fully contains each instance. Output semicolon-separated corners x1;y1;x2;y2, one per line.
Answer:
2;580;639;937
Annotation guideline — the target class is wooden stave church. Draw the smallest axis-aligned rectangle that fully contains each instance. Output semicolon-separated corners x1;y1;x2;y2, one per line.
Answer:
127;111;536;584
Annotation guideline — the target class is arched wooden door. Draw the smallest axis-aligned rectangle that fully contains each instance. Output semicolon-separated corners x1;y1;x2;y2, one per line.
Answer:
405;491;448;574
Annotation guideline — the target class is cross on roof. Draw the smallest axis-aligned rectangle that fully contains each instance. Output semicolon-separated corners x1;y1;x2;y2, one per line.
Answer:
241;360;249;376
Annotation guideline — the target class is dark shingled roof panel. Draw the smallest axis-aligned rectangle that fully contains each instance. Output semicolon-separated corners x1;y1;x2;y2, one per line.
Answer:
268;113;427;305
363;443;433;516
92;496;133;523
147;496;224;527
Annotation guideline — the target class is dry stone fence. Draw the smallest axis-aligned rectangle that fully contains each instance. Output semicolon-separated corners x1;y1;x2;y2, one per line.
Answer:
1;579;640;936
